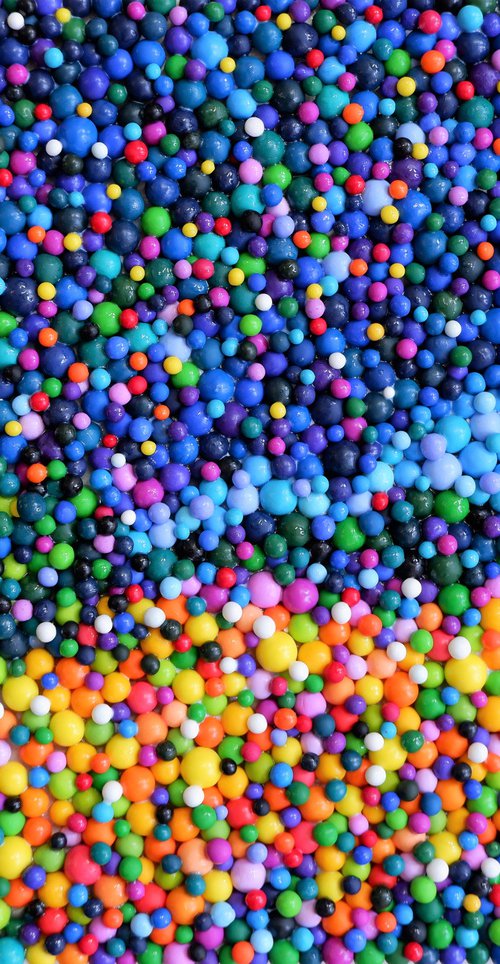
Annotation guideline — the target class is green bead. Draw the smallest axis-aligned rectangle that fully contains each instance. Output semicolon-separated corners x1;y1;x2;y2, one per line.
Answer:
344;122;374;151
269;940;299;964
410;629;433;654
276;891;302;918
410;877;437;903
438;583;470;615
386;49;411;75
141;207;171;236
333;517;365;551
429;554;463;586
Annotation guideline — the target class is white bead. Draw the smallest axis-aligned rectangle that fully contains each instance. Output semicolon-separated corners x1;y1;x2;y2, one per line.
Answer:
92;142;108;159
220;657;238;674
365;733;384;751
255;294;272;312
248;713;268;734
46;139;62;157
448;635;471;659
365;765;386;786
7;13;25;28
409;665;428;684
383;386;395;399
181;719;199;739
30;695;50;716
482;857;500;879
329;352;346;369
252;615;276;639
95;614;113;634
222;602;242;623
0;703;4;720
183;785;204;808
445;321;462;337
143;606;165;628
468;741;488;764
102;781;123;803
387;641;406;662
111;453;126;468
331;602;351;625
401;577;421;599
289;660;309;682
36;622;56;643
426;858;449;882
121;510;136;526
245;117;265;137
92;704;114;725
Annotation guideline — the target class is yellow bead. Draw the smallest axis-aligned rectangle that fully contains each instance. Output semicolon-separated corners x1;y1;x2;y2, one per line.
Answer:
429;831;461;864
256;811;282;843
332;25;346;39
336;785;363;817
50;800;73;825
141;441;156;456
130;266;145;281
381;204;399;224
220;57;236;73
312;196;327;211
228;268;245;286
37;282;56;300
463;894;481;912
204;870;232;903
217;767;248;799
106;735;140;770
348;630;374;656
272;736;301;766
306;284;323;299
445;654;487;693
0;762;28;796
316;871;344;902
201;161;215;175
390;263;405;278
102;671;131;703
181;747;221;788
5;421;22;436
298;641;331;675
51;709;85;747
276;12;292;28
182;222;198;237
269;402;286;419
367;323;385;341
25;649;54;679
370;737;407;771
63;233;81;251
55;7;71;21
397;77;416;96
413;142;429;159
39;872;70;909
221;703;252;736
355;675;383;705
256;631;297;673
0;837;32;879
26;945;56;964
173;669;205;704
164;356;183;375
77;103;92;117
2;675;38;711
106;184;121;199
223;672;246;697
316;847;344;872
128;802;156;836
185;613;219;645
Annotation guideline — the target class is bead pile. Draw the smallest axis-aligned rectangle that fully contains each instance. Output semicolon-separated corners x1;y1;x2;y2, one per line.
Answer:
1;0;500;962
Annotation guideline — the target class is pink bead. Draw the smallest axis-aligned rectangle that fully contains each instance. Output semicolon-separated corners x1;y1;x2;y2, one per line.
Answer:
368;281;387;302
448;186;468;205
239;159;263;184
210;287;229;307
140;236;160;259
127;1;146;18
437;534;457;555
315;173;333;192
282;577;318;613
372;161;390;179
338;71;356;91
174;259;191;279
429;126;448;146
6;64;29;84
396;338;417;359
19;349;40;371
483;270;500;290
298;101;319;123
248;571;282;606
474;127;493;149
268;437;285;455
436;38;455;59
308;143;329;165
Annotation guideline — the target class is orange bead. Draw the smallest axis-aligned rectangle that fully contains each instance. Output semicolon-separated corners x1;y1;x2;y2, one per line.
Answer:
377;912;397;933
357;614;382;636
300;785;334;821
177;299;195;316
27;226;46;243
26;463;47;484
136;711;167;746
232;942;254;964
38;327;58;347
342;103;364;124
323;902;352;936
384;671;418;707
67;362;89;383
154;405;170;420
170;807;198;842
389;180;408;200
350;259;368;276
23;816;51;846
20;788;49;817
196;716;224;748
93;876;127;908
130;352;148;371
166;887;204;925
477;241;494;260
120;766;156;802
421;49;445;73
5;880;33;908
293;231;311;249
416;603;442;631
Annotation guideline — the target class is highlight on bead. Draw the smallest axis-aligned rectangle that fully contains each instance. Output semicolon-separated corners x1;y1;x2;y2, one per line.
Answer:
1;0;500;963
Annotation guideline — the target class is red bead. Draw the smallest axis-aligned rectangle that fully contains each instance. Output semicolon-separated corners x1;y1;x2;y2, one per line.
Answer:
284;849;302;868
90;211;112;233
102;434;118;448
0;170;13;187
30;392;50;412
306;49;324;68
456;81;474;100
361;830;377;847
34;104;52;119
345;175;365;195
373;243;390;263
175;634;192;653
372;492;389;510
331;706;357;731
310;318;327;335
192;258;214;280
418;10;442;32
271;677;287;696
295;715;312;733
76;774;92;790
404;943;423;962
325;662;345;683
39;909;68;934
126;585;144;603
214;217;232;235
120;308;139;328
255;5;271;19
342;588;360;606
216;567;237;588
124;140;148;163
365;5;383;23
491;884;500;905
79;936;98;955
246;890;267;910
128;375;148;395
